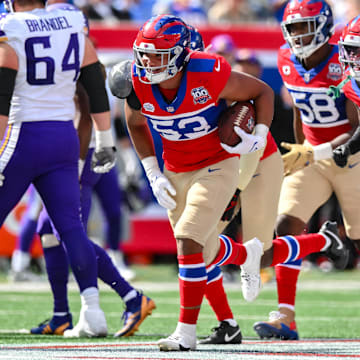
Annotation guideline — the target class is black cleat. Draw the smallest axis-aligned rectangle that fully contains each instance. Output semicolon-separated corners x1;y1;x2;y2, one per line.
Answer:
198;321;242;344
319;221;349;270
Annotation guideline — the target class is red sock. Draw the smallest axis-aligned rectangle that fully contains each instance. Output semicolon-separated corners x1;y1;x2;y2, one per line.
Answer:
271;234;327;266
211;235;247;267
205;276;233;321
178;253;207;324
275;264;301;307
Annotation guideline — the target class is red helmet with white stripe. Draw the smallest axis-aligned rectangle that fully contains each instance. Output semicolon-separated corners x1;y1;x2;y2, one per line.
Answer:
339;15;360;81
133;15;190;84
281;0;334;59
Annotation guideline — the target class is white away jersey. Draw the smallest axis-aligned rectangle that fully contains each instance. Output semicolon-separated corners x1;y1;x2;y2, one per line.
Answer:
0;8;87;124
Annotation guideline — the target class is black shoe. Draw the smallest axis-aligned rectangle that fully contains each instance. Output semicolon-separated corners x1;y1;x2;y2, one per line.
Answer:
319;221;349;270
198;321;242;344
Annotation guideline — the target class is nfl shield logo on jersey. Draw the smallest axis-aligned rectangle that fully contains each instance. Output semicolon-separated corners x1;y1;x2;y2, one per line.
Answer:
191;86;211;104
328;63;342;81
143;102;155;112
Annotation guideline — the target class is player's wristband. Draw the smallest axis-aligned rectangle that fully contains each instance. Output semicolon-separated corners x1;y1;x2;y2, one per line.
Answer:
254;123;269;140
313;142;333;161
141;156;161;180
95;129;115;150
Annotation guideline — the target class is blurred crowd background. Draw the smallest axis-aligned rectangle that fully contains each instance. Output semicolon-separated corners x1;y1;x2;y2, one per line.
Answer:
1;0;358;26
59;0;360;27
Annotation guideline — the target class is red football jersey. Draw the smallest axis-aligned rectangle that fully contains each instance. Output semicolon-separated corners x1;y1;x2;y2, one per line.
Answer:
132;51;237;172
278;44;351;146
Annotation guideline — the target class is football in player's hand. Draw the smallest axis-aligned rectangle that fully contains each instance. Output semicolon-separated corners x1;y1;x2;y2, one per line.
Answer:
218;101;256;146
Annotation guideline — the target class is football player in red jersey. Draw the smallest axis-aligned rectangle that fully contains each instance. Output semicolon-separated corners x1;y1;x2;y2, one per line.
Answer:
127;15;273;351
253;0;360;341
333;15;360;177
122;14;348;351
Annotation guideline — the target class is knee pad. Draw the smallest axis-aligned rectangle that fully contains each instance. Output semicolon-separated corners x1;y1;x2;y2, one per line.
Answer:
41;234;60;248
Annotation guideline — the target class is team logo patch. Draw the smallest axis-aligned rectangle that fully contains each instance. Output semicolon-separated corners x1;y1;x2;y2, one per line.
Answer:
143;102;155;112
282;65;291;75
191;86;211;104
327;63;342;81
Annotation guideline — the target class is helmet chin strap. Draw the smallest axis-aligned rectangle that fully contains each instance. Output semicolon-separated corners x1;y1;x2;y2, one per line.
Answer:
146;69;169;84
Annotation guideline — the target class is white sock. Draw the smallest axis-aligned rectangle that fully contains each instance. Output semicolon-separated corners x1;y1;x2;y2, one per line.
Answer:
278;304;295;311
175;322;196;338
53;312;68;317
11;250;30;272
80;287;99;308
123;289;137;303
223;318;237;327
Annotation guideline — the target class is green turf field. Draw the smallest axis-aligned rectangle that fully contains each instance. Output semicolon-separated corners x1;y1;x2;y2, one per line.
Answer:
0;264;359;345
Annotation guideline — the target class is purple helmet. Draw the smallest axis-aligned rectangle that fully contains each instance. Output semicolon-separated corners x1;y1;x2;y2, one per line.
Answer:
4;0;46;12
210;34;235;55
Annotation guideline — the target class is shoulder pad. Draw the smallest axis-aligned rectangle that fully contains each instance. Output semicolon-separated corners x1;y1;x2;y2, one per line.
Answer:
108;60;133;99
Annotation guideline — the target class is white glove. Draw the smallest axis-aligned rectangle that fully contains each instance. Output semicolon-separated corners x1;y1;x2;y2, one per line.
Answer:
0;173;4;187
221;124;268;155
141;156;177;210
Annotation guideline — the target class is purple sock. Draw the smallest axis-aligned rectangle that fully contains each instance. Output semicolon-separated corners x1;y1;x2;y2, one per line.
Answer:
104;216;121;250
92;243;133;298
61;227;98;292
43;243;69;314
18;218;38;252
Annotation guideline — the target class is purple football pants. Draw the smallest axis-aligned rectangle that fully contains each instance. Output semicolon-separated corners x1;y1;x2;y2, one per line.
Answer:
81;150;123;250
0;121;98;291
37;148;132;313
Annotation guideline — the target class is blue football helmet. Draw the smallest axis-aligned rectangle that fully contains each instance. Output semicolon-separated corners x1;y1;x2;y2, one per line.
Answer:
188;25;204;51
133;14;190;84
281;0;334;59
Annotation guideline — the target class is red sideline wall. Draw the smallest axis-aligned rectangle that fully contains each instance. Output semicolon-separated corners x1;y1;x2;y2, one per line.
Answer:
89;23;284;50
89;23;341;50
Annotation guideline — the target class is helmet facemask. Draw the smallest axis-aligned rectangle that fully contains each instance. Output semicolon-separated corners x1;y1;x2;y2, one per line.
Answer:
339;41;360;81
133;15;190;85
3;0;14;12
281;14;333;59
134;43;187;84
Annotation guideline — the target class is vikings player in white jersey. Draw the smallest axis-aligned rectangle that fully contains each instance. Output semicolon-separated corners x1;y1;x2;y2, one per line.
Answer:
253;0;360;341
0;0;116;336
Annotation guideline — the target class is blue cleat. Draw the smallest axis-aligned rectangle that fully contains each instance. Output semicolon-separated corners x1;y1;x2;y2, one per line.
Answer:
30;313;73;335
114;293;156;337
253;311;299;340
